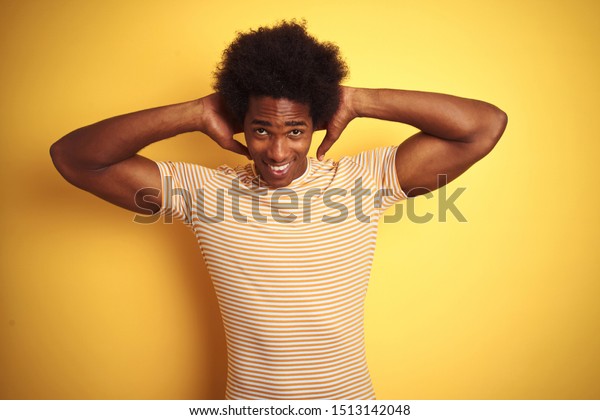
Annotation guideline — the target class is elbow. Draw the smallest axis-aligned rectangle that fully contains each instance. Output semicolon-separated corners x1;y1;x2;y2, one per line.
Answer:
49;140;64;174
471;105;508;157
491;107;508;144
50;139;77;184
50;140;66;174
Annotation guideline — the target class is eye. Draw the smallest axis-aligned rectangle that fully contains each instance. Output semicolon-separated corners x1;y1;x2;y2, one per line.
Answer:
255;128;268;136
289;129;303;137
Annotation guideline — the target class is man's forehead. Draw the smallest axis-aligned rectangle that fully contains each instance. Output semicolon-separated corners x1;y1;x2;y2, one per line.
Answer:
250;119;308;127
246;96;311;124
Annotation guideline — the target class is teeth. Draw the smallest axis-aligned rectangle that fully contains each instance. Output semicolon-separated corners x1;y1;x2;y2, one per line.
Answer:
269;163;290;172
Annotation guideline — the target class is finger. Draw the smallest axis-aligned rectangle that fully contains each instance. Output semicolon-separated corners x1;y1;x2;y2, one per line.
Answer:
232;140;251;159
316;130;340;161
220;138;251;159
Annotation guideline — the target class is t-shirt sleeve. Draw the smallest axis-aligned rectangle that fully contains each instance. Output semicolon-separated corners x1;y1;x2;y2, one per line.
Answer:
348;145;408;212
155;161;215;224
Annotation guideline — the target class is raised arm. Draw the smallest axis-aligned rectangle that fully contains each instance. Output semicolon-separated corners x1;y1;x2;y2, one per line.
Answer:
50;94;247;214
318;87;508;197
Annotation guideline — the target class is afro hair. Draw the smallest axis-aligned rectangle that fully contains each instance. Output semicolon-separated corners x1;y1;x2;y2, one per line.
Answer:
213;20;348;127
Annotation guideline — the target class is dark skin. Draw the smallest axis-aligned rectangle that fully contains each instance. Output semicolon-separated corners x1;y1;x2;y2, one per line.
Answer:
321;87;507;196
50;86;507;213
244;96;313;189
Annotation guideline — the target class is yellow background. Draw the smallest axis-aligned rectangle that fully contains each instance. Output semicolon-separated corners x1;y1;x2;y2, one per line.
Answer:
1;0;599;399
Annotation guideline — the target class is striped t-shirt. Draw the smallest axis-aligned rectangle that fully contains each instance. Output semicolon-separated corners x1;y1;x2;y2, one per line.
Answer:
156;146;407;399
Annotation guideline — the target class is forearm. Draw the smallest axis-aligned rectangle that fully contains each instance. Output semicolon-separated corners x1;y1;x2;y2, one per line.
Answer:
348;87;507;144
51;99;203;170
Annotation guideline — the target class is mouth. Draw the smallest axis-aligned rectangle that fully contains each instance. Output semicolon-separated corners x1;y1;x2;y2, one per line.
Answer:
265;161;292;177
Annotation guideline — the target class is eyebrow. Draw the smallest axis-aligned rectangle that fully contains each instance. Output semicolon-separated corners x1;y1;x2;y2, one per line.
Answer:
251;119;308;127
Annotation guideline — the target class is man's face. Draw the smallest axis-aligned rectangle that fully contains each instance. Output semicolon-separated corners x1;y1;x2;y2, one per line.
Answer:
244;96;313;188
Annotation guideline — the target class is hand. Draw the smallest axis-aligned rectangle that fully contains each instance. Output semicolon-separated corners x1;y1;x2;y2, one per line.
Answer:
316;86;358;161
199;93;250;158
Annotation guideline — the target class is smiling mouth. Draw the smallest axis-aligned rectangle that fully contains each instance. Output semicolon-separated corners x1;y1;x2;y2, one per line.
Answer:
266;161;291;176
269;162;290;171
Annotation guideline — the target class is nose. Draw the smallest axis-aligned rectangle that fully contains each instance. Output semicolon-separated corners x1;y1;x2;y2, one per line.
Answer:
266;137;288;163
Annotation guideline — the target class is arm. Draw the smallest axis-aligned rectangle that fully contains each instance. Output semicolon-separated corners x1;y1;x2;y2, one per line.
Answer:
318;87;508;197
50;94;247;214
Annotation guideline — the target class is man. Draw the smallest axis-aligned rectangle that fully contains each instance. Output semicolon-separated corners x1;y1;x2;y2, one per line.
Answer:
50;21;507;399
